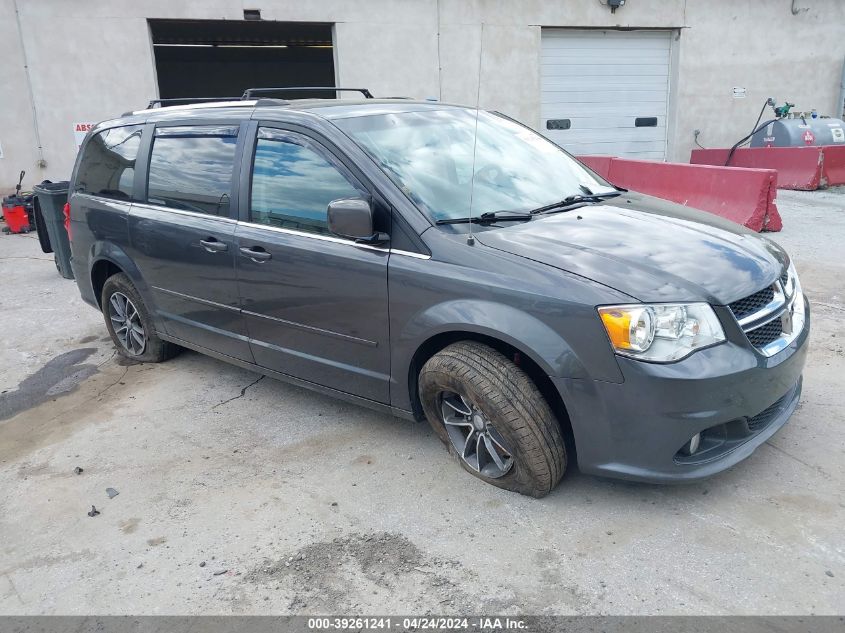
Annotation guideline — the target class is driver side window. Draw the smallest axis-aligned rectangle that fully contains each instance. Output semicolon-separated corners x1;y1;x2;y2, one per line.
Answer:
250;129;364;235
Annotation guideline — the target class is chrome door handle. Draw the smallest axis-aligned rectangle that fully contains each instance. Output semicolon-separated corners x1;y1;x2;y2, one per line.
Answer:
200;238;228;252
239;246;272;262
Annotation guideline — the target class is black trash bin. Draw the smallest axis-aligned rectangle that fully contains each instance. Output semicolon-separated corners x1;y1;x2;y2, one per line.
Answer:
33;197;53;254
33;181;73;279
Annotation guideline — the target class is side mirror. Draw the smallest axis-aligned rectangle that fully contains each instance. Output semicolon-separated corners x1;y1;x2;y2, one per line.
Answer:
327;198;388;244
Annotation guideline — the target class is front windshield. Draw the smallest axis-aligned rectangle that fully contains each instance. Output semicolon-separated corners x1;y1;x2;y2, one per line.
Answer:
334;107;615;223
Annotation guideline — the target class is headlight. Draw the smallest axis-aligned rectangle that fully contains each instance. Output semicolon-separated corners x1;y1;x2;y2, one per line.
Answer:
598;303;726;362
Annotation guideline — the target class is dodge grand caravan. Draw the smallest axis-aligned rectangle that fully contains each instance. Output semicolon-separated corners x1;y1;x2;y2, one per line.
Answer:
68;92;809;497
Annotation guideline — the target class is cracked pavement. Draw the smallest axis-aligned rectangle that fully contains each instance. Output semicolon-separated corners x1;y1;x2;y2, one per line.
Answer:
212;376;266;411
0;189;843;615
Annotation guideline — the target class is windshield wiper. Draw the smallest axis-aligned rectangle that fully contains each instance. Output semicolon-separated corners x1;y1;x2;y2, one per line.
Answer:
435;211;533;225
530;190;622;215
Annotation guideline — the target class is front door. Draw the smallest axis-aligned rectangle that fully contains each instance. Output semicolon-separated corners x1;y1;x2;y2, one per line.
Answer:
127;124;253;361
235;126;391;403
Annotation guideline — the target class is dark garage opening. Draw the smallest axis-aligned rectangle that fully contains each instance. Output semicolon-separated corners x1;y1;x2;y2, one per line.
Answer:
149;19;336;101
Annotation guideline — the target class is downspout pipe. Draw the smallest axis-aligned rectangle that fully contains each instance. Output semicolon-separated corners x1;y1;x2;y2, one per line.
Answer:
13;0;46;169
839;56;845;119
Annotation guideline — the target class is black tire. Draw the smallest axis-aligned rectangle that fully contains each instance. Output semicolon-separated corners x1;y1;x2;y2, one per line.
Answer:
101;273;179;363
419;341;567;498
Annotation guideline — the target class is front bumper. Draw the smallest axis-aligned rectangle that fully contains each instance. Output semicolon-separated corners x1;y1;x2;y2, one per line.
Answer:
553;297;810;483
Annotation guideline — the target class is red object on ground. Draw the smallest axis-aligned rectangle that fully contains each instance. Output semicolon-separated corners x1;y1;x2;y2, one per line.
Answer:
577;156;782;233
2;202;30;233
690;145;845;190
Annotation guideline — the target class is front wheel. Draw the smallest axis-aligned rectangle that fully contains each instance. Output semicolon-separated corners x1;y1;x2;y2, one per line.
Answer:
418;342;567;497
101;273;179;363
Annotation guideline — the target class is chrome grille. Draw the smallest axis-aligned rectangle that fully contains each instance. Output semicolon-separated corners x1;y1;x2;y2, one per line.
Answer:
746;319;783;348
728;266;805;357
729;286;775;321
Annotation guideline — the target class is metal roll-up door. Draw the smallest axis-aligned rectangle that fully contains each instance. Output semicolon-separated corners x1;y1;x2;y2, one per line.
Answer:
541;29;672;159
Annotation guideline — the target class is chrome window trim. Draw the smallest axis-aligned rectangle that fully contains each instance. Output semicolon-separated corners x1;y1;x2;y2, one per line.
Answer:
131;201;237;223
127;205;432;259
71;192;134;209
236;220;432;259
236;220;385;252
238;220;359;244
390;249;431;260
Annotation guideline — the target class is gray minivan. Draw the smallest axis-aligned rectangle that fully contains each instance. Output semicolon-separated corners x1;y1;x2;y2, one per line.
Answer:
68;93;809;497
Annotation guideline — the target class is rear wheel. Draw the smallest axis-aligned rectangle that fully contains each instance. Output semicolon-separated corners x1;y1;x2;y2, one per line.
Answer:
418;341;567;497
101;273;179;363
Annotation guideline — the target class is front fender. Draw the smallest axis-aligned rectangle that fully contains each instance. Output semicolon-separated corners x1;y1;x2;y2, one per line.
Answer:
402;299;589;379
391;297;626;413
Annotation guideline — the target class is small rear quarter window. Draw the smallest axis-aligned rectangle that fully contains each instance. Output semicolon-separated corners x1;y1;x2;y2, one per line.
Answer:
76;125;144;200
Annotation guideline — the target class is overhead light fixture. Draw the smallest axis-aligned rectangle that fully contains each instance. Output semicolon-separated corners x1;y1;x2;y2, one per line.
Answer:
244;9;261;20
607;0;625;13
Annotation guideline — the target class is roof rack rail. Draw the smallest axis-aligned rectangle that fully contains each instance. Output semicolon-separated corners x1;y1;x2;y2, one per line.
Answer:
144;87;373;111
147;97;241;109
241;87;374;99
254;98;292;107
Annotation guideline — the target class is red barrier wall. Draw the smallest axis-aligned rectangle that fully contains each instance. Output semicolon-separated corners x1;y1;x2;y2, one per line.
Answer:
690;145;845;190
578;155;613;180
690;147;824;190
577;156;781;232
821;145;845;188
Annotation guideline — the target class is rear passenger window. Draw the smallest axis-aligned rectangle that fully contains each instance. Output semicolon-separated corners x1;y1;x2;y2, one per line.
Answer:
250;128;364;235
147;126;238;216
76;125;143;200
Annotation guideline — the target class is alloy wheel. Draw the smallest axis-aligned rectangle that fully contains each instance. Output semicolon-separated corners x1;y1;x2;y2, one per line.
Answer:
439;390;514;478
108;292;146;356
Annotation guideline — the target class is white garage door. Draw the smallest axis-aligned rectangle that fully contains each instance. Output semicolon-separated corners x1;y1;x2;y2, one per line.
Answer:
540;29;672;159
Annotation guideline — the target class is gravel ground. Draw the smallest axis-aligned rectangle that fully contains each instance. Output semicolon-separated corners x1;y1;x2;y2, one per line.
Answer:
0;188;842;615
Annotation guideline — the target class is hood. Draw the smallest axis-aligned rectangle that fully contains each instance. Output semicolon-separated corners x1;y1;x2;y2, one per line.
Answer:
475;193;787;304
